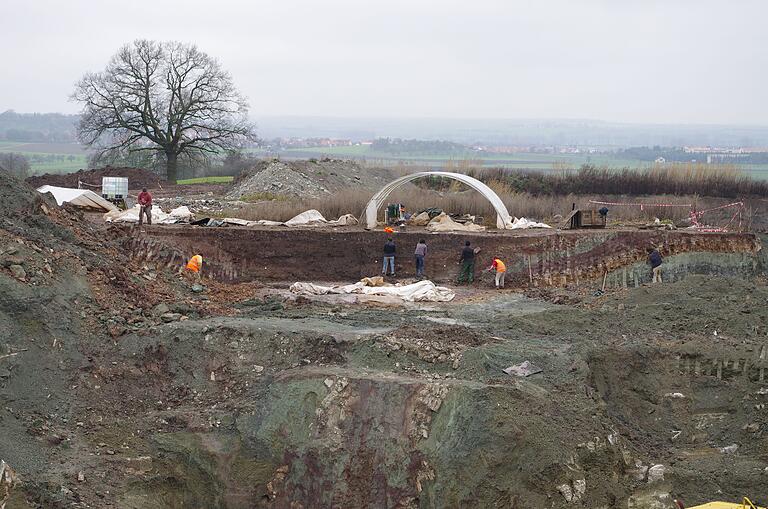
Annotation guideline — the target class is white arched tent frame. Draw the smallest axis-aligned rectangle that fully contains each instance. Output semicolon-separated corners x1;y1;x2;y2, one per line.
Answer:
362;171;513;229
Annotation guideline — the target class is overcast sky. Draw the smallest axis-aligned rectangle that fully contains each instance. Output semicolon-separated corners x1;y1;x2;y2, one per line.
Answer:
2;0;766;124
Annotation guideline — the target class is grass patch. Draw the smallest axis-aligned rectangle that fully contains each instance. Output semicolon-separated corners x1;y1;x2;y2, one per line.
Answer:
176;176;234;185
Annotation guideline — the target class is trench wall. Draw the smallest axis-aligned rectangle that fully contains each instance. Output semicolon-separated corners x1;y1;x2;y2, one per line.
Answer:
124;227;763;287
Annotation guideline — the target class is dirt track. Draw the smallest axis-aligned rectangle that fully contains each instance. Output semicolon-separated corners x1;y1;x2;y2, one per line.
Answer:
2;169;768;508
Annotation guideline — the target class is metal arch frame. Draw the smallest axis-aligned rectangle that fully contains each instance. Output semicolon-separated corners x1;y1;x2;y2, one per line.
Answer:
362;171;513;229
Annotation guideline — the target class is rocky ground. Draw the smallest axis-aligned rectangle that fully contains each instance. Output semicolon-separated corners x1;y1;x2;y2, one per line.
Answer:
1;168;768;508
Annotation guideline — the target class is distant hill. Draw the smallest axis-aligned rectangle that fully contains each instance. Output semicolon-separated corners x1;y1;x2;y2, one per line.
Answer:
0;110;78;143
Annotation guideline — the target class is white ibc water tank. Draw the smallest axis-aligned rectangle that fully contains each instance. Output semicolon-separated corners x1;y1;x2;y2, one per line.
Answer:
101;177;128;199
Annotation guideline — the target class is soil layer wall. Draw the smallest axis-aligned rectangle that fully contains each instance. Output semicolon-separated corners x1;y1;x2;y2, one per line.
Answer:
127;228;762;286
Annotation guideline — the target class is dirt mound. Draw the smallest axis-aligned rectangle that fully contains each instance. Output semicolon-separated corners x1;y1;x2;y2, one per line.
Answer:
227;158;395;199
26;166;163;190
0;168;56;218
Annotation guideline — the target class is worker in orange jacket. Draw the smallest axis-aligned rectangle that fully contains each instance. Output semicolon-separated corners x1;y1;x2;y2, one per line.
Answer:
485;257;506;289
184;254;203;282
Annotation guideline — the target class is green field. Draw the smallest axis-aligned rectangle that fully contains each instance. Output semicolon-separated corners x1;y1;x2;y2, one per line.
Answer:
0;141;88;174
177;176;234;185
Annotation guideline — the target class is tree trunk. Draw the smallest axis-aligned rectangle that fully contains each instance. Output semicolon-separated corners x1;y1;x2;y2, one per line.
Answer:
165;151;178;183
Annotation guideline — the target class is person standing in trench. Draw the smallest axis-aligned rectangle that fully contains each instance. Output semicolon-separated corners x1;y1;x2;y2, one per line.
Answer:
414;239;427;278
458;241;476;284
382;237;396;277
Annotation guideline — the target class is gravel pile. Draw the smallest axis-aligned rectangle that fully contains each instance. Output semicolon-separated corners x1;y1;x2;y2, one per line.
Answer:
227;158;396;200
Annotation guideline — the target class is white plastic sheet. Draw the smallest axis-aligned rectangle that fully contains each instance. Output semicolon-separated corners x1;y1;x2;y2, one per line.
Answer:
290;279;455;302
330;214;359;226
222;217;258;227
262;210;359;228
284;209;327;226
37;185;118;212
507;217;551;229
104;204;194;224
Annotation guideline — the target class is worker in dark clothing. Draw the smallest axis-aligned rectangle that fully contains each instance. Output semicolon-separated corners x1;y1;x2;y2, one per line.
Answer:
458;241;476;284
647;246;663;283
382;237;396;276
414;239;427;278
137;188;152;225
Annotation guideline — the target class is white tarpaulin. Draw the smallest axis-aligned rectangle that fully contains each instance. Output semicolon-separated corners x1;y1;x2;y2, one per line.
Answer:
290;279;455;302
284;209;327;226
222;217;258;227
248;209;359;228
426;213;486;232
37;185;118;212
330;214;359;226
507;217;551;229
104;205;194;224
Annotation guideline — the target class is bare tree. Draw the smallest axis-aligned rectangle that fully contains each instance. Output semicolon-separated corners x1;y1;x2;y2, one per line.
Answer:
0;152;31;179
72;40;255;182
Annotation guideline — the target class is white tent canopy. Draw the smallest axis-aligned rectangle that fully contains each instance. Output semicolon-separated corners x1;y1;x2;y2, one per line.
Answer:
361;171;513;229
37;185;118;212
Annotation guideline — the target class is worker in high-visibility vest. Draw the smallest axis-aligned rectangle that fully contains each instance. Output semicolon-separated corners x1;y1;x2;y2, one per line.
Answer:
184;254;203;282
485;257;506;289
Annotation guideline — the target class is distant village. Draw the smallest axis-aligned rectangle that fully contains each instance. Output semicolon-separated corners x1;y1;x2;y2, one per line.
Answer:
262;136;768;163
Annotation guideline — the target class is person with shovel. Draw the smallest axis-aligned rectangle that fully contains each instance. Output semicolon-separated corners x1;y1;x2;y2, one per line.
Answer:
484;257;507;289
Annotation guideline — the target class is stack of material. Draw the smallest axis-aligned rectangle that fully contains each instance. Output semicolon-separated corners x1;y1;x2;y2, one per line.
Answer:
409;211;431;226
290;279;455;302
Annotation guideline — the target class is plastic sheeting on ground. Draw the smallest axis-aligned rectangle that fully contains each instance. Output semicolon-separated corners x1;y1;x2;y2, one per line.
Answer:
290;279;455;302
222;217;257;227
283;209;359;227
104;205;193;224
506;217;551;229
426;213;486;232
37;185;118;212
285;209;327;226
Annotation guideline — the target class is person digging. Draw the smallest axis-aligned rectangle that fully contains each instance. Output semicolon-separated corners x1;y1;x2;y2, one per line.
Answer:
137;187;153;226
183;254;204;283
647;246;663;284
484;257;507;289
